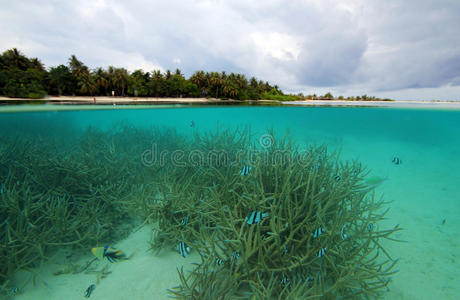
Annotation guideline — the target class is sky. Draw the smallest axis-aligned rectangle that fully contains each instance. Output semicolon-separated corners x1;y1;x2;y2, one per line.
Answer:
1;0;459;100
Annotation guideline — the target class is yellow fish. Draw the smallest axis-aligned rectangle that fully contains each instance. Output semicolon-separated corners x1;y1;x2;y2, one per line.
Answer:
91;246;126;263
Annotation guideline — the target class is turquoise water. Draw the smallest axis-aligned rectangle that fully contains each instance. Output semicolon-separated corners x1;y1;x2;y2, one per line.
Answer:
1;105;459;299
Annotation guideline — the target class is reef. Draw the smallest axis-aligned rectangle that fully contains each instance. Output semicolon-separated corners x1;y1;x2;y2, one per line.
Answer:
145;129;401;299
0;122;400;299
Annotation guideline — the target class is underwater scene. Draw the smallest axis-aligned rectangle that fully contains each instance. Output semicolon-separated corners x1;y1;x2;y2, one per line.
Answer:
0;106;459;300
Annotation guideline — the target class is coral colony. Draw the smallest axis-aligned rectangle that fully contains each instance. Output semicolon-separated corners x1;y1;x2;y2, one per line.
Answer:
0;126;400;299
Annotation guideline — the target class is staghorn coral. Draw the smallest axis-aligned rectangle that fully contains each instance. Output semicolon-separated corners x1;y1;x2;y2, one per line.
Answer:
144;129;401;299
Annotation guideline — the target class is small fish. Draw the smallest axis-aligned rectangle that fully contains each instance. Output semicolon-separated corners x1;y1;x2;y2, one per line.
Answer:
312;227;326;238
245;211;269;225
91;246;126;263
441;218;446;225
367;222;374;232
341;224;348;240
280;277;290;286
216;258;225;265
311;163;320;171
84;284;96;298
317;247;327;258
190;120;195;128
392;157;402;165
239;165;251;176
0;183;4;194
177;242;191;258
334;175;341;182
180;217;188;226
232;251;240;260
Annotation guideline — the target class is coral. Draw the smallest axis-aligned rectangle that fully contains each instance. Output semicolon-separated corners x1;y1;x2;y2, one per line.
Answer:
145;129;401;299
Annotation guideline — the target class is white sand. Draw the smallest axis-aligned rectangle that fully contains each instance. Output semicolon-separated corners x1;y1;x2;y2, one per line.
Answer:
13;226;200;300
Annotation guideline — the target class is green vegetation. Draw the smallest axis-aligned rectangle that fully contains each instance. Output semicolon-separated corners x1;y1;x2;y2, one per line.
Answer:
303;92;393;102
0;122;400;298
0;48;302;100
0;48;394;102
138;129;401;299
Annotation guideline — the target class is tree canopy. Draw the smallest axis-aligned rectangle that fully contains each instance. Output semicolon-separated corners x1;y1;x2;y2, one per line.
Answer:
0;48;295;100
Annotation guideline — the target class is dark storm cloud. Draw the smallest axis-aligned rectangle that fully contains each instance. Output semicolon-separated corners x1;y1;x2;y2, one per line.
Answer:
1;0;459;99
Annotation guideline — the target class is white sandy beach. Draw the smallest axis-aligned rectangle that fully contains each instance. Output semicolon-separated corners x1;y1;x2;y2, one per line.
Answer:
1;96;460;109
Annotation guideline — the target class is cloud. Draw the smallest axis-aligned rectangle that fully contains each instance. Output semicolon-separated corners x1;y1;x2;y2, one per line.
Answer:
1;0;459;99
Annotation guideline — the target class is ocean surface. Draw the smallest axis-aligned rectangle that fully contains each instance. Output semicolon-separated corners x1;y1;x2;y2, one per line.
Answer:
1;105;459;299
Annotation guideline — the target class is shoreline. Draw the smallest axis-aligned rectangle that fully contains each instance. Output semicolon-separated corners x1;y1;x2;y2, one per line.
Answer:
1;96;460;109
283;99;460;108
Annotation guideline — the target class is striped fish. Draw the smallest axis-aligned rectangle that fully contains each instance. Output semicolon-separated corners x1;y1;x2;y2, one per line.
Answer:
245;211;269;225
177;242;191;258
216;258;225;265
0;183;4;195
280;277;290;286
239;165;251;176
232;251;240;260
317;247;327;258
392;157;402;165
180;217;188;226
334;174;341;182
312;227;326;238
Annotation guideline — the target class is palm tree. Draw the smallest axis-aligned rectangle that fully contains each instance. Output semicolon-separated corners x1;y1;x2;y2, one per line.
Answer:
48;65;73;95
190;70;207;96
1;48;29;70
209;72;222;98
93;68;109;95
68;55;88;78
222;79;238;99
30;58;45;71
108;67;129;96
79;71;97;95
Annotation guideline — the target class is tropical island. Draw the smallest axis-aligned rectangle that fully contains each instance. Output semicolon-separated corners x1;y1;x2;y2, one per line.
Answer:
0;48;394;103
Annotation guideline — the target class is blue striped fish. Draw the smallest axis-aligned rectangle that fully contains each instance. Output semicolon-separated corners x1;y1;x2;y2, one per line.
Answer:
280;277;290;286
392;157;402;165
245;211;269;225
317;247;327;258
239;165;251;176
177;242;191;258
312;227;326;238
231;251;240;260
